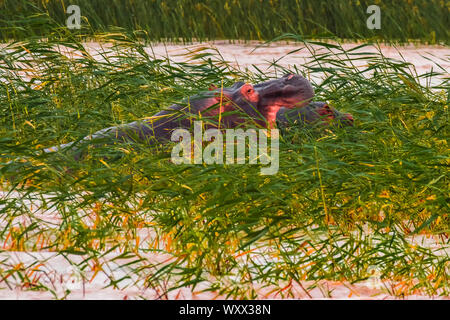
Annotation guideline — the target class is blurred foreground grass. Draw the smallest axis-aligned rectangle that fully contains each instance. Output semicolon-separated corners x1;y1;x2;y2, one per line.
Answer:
0;29;449;298
0;0;449;44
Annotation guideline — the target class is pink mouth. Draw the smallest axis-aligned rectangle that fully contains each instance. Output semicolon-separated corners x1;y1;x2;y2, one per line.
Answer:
265;105;282;128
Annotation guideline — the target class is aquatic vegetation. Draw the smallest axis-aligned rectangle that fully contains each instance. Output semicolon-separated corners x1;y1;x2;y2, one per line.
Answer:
0;0;448;44
0;26;448;298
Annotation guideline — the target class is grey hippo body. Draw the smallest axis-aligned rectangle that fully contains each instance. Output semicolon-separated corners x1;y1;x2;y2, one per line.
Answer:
44;74;315;156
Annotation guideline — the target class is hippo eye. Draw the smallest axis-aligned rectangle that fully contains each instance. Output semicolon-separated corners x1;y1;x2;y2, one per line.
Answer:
240;84;256;99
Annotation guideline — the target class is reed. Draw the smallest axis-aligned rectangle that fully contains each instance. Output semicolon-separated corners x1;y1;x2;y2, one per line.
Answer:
0;0;448;43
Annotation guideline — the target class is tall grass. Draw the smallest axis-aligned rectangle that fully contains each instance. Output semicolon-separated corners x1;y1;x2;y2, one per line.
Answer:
0;0;449;43
0;26;448;298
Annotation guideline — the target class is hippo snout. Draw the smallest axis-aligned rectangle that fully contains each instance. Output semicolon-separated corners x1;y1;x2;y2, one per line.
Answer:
253;74;315;110
281;74;315;108
283;73;307;84
282;74;312;88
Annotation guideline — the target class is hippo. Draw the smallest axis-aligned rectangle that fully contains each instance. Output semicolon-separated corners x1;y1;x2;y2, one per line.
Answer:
44;74;315;157
276;102;354;129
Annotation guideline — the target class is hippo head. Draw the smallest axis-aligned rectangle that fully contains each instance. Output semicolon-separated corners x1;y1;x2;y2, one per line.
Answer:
206;74;314;127
276;102;354;128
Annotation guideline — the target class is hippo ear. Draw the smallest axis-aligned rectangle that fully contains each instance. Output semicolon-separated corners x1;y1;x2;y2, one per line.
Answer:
240;83;259;103
208;84;218;91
